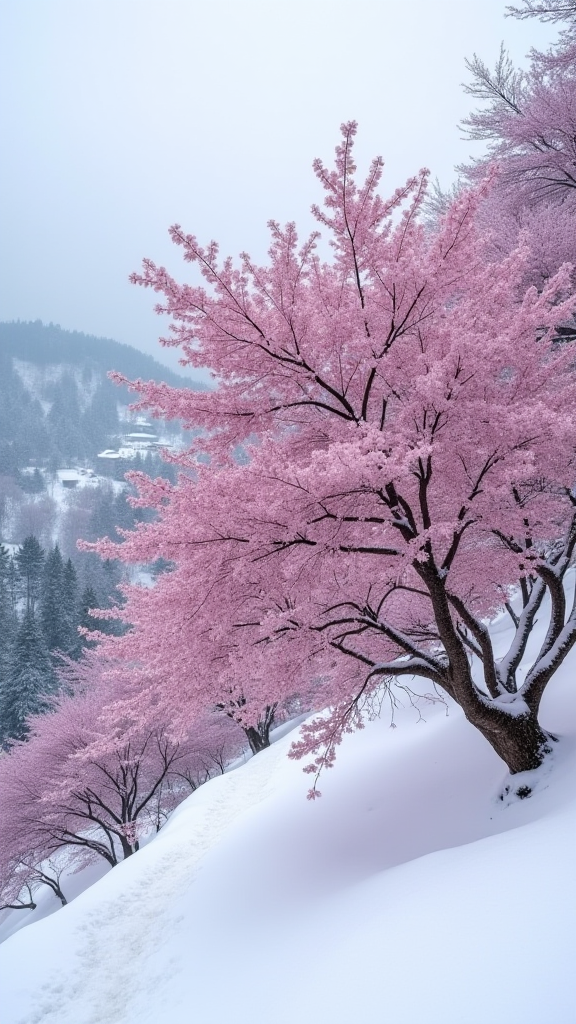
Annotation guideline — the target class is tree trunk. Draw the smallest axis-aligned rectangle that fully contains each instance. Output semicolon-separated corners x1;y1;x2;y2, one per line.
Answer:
42;875;67;906
243;704;277;754
465;704;555;782
118;834;136;860
244;724;270;754
414;564;560;789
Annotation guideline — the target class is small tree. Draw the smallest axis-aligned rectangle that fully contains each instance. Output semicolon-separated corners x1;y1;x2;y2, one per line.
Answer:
0;699;183;866
0;653;244;893
0;854;68;915
92;124;576;793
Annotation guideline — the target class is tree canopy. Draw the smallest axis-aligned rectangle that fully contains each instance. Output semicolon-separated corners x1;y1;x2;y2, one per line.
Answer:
83;117;576;795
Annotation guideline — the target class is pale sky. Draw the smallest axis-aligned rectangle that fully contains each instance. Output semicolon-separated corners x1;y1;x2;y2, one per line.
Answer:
0;0;557;379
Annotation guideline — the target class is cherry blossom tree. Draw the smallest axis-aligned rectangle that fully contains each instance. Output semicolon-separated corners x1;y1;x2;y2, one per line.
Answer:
80;526;310;753
0;652;243;902
79;534;298;752
507;2;576;72
0;853;68;915
461;3;576;209
88;123;576;796
454;2;576;339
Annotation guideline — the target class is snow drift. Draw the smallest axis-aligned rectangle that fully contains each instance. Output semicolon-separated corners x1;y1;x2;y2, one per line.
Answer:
0;605;575;1024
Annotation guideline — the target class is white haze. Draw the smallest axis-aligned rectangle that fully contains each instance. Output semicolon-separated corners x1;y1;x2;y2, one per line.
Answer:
0;1;558;377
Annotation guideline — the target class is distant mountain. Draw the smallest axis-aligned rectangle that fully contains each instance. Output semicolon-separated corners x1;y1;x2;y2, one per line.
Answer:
0;321;206;476
0;320;209;392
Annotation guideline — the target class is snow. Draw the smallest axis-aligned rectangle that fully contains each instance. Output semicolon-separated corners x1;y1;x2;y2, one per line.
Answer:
12;360;97;412
0;609;575;1023
0;468;115;549
0;859;111;945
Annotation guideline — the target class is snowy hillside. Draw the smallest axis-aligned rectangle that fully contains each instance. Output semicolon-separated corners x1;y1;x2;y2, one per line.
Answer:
13;359;99;413
1;605;575;1024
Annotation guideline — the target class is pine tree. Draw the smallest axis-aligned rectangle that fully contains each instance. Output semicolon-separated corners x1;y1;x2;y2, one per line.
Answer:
87;486;120;542
15;468;45;494
0;545;15;619
62;558;81;659
39;547;81;662
0;546;18;718
16;536;45;614
47;374;87;463
40;544;65;655
5;556;19;619
0;610;55;745
81;381;120;452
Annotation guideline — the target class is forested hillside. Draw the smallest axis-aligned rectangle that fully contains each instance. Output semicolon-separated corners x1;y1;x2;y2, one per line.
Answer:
0;321;207;476
0;321;207;389
0;322;192;750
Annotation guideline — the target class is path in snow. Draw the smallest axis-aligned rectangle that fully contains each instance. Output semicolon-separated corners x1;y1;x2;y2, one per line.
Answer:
1;590;575;1024
13;741;285;1024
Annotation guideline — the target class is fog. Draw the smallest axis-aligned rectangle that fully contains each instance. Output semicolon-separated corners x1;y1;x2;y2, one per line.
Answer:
0;0;557;378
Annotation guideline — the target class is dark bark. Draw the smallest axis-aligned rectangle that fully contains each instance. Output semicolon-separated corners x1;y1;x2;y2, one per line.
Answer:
462;700;555;776
244;724;270;754
412;541;573;777
1;899;37;911
118;834;136;860
40;872;67;906
333;549;572;780
243;704;277;753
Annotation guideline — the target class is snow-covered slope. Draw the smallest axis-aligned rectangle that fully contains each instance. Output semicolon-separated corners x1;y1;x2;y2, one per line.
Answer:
12;359;98;412
1;612;575;1024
